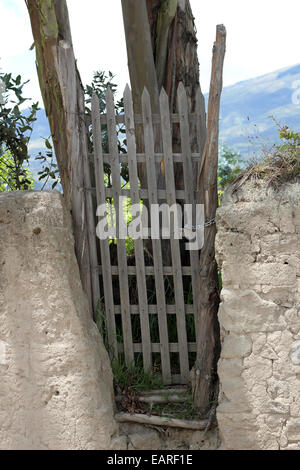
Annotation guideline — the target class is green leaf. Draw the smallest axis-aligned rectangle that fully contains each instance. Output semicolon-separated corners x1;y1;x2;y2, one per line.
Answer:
45;139;52;150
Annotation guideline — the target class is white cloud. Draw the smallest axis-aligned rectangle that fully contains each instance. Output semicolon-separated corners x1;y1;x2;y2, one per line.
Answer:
28;138;44;151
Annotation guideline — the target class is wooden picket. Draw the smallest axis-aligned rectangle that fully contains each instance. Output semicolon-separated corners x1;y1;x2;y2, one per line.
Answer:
106;88;134;365
159;88;189;383
177;83;201;338
124;85;152;372
90;83;203;385
142;88;172;383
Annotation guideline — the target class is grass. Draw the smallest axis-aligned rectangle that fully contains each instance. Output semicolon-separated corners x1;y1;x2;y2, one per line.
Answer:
112;360;206;420
231;124;300;192
112;357;164;394
146;398;203;421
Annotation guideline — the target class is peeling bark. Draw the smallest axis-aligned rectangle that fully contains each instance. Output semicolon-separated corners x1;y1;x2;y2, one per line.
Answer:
147;0;203;116
154;0;178;90
146;0;205;195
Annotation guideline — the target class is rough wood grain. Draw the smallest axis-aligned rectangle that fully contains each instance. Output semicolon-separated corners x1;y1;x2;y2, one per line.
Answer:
194;25;226;410
195;86;207;189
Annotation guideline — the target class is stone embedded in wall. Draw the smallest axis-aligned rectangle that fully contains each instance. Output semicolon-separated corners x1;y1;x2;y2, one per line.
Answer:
216;181;300;450
0;191;117;450
290;341;300;365
286;418;300;442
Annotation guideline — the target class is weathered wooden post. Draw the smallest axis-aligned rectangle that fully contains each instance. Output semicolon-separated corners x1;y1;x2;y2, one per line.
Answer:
191;25;227;411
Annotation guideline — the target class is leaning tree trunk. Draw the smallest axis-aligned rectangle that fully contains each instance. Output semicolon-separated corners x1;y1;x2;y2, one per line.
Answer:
147;0;206;185
193;25;226;411
122;0;206;262
147;0;204;114
121;0;160;189
123;0;206;184
26;0;95;314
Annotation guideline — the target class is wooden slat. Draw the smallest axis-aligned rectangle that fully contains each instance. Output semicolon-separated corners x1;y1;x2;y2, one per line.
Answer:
178;83;200;341
86;113;200;127
94;152;202;163
159;88;190;384
113;305;195;315
91;92;118;359
106;88;134;365
142;87;171;384
98;265;192;276
124;84;152;371
117;342;197;353
104;187;186;200
85;186;187;200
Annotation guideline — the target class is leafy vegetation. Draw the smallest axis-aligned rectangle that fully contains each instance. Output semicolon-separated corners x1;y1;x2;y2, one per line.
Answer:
85;70;128;183
0;73;37;190
0;69;127;193
0;71;59;191
0;147;34;192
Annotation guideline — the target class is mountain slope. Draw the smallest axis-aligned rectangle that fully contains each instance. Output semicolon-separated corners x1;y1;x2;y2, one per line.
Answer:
27;63;300;178
217;63;300;159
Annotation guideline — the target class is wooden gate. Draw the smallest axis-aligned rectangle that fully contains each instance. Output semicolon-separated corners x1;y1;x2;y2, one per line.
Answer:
89;83;205;385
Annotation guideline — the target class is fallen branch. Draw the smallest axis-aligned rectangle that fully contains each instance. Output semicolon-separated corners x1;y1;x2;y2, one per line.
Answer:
115;412;208;430
138;387;187;397
116;394;187;404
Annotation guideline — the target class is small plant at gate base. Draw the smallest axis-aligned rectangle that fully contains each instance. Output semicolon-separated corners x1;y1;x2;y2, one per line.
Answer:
112;358;164;395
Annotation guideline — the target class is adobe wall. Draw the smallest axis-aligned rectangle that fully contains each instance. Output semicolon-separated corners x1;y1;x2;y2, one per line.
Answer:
3;182;300;450
0;191;118;450
216;181;300;450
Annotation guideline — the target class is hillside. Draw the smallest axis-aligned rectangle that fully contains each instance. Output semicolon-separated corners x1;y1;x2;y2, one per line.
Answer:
28;63;300;181
218;63;300;160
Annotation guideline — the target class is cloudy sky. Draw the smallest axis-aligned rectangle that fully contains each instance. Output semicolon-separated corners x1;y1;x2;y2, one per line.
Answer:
1;0;299;105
